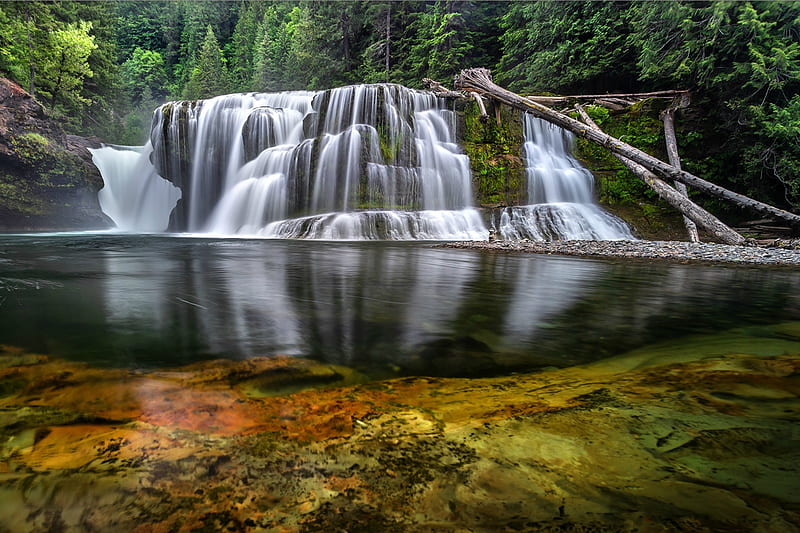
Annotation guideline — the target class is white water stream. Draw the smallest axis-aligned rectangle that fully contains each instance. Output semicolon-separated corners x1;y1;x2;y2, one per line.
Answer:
90;85;631;241
498;115;634;240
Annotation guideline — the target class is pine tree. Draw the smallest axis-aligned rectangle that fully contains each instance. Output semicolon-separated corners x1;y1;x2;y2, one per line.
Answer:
184;25;230;99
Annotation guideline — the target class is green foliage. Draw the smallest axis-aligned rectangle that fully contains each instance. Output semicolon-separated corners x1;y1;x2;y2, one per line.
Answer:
498;1;638;93
631;1;800;208
632;0;800;100
226;2;261;92
39;20;97;110
121;48;168;104
183;25;230;99
744;95;800;206
0;5;30;84
406;2;474;83
0;2;115;133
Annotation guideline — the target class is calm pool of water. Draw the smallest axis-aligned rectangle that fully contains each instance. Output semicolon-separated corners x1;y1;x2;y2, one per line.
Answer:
0;232;798;376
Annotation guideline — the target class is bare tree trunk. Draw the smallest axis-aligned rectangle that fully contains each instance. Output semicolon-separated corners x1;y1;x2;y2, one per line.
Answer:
26;5;35;96
575;105;745;246
523;90;689;108
662;107;700;242
470;92;489;122
454;68;800;230
385;7;391;82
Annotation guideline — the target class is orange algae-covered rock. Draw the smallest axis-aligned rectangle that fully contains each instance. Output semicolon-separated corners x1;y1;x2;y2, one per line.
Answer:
0;333;799;533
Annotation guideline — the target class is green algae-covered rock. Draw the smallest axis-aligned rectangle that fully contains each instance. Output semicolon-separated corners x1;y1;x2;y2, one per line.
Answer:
457;98;526;208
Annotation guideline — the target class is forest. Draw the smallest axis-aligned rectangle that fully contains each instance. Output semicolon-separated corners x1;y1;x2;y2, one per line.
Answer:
0;0;798;214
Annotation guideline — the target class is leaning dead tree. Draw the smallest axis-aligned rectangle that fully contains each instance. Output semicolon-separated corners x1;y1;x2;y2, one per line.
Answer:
661;96;699;242
575;104;745;245
453;68;800;232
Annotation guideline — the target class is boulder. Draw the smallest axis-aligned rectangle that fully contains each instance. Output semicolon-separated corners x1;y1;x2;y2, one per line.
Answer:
0;77;111;231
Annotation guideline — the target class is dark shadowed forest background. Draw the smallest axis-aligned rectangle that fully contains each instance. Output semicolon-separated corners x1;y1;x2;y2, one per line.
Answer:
1;0;798;213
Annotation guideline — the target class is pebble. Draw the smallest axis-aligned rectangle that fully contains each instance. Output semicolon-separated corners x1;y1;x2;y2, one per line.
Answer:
438;239;800;266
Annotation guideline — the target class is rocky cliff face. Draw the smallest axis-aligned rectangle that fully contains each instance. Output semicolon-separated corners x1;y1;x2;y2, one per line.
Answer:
0;77;110;230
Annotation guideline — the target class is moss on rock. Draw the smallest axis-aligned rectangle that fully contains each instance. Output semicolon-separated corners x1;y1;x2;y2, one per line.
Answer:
0;77;109;230
457;99;526;208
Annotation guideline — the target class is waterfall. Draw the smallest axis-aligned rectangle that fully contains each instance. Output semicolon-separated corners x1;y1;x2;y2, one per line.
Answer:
92;85;486;240
90;143;181;232
498;115;634;241
91;86;631;241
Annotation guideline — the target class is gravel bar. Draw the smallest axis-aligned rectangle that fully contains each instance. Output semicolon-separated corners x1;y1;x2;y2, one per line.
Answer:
438;239;800;266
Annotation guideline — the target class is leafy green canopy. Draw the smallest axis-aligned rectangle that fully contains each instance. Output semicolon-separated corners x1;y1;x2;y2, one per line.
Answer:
0;2;107;128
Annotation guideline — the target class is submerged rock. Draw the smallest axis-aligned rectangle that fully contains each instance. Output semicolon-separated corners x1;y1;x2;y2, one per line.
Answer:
0;326;798;532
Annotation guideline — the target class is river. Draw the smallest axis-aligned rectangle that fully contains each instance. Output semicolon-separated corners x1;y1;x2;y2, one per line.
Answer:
1;232;797;377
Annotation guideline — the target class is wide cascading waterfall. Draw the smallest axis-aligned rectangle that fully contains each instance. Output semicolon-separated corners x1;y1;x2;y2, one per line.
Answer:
92;84;485;240
498;115;634;241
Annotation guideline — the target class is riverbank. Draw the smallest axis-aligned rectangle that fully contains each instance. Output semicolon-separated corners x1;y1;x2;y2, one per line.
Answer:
438;239;800;266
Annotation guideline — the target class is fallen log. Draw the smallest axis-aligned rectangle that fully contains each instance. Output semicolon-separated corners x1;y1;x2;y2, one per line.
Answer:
561;89;691;100
575;105;745;246
421;78;461;98
661;106;699;242
519;90;690;108
593;98;628;111
454;68;800;230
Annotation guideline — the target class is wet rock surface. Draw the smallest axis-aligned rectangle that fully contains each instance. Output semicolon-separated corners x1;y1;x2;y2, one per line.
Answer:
439;239;800;266
0;325;799;532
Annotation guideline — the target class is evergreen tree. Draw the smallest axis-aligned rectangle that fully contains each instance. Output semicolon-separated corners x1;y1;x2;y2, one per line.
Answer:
406;1;475;84
359;1;395;84
227;1;263;92
184;25;230;99
251;5;292;91
498;1;638;93
0;2;57;96
121;47;168;104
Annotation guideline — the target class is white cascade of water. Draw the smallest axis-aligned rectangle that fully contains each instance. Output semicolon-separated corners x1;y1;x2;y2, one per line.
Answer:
93;86;633;241
499;115;634;241
149;84;487;240
181;92;315;231
90;143;181;232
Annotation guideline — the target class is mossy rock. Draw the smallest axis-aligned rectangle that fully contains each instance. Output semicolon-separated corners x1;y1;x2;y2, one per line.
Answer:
458;99;526;206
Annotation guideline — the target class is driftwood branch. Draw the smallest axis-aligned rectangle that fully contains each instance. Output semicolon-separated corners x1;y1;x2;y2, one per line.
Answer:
661;105;699;242
421;78;461;98
469;92;489;123
455;68;800;230
575;105;745;245
524;90;689;109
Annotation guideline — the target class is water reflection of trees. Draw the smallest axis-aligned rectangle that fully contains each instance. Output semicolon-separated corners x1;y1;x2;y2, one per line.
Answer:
4;236;797;376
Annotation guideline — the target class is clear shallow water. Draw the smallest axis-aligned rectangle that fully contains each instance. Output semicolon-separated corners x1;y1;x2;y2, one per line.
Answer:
0;232;798;377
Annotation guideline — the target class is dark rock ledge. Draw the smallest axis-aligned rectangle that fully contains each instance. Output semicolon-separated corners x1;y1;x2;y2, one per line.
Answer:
0;77;110;231
438;239;800;266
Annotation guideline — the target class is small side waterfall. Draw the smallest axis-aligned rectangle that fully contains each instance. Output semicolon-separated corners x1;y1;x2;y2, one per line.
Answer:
498;115;634;240
90;143;181;232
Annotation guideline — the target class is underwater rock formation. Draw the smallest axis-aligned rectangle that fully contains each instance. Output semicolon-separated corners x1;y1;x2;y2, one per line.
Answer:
1;322;798;532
